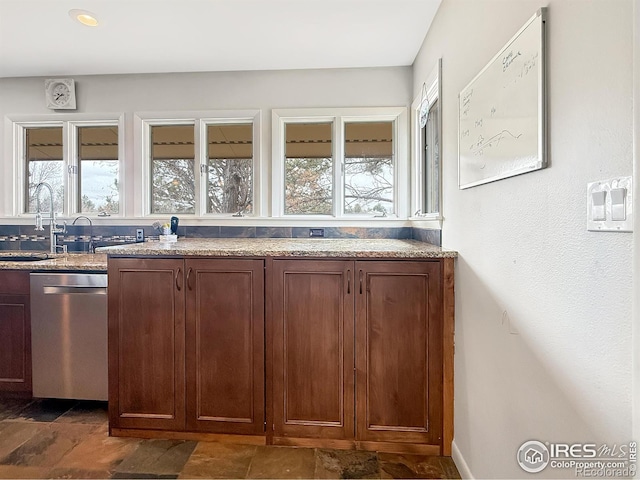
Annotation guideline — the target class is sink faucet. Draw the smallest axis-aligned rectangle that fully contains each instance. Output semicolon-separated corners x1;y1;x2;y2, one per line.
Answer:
34;182;67;254
72;215;94;253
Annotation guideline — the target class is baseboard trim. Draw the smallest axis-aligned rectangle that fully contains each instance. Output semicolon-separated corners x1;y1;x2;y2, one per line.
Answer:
110;427;266;445
271;436;441;455
452;440;474;479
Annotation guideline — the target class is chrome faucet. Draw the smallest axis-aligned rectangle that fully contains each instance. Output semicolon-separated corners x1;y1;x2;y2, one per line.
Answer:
34;182;67;254
72;215;94;253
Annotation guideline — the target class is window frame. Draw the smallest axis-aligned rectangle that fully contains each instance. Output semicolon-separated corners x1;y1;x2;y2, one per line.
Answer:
145;119;198;216
135;110;262;218
70;119;124;216
200;118;259;216
22;122;66;216
10;113;125;218
272;107;408;219
411;59;443;223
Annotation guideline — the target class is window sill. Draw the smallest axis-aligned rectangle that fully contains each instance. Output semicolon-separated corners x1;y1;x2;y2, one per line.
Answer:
0;216;413;228
410;217;442;230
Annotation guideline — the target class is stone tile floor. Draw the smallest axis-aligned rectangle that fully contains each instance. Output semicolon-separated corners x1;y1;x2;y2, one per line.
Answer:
0;399;461;479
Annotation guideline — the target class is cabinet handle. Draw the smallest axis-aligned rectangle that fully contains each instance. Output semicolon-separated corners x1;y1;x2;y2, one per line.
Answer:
359;270;363;294
186;267;193;290
175;268;182;291
347;269;351;294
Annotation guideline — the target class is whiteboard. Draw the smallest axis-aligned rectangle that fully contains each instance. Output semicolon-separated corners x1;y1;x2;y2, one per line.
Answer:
458;8;546;189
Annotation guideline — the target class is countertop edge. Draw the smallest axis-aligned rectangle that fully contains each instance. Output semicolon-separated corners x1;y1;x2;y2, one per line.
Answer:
97;239;458;259
0;240;457;271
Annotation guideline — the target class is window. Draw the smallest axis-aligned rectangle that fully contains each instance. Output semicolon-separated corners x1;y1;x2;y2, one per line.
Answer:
412;59;442;220
421;100;439;214
25;126;64;213
139;111;260;217
284;123;333;215
344;121;394;215
14;116;123;217
206;123;253;215
78;126;119;214
150;124;196;214
273;108;407;218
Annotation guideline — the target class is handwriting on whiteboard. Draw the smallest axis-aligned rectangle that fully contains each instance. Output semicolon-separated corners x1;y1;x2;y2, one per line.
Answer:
461;89;473;118
469;130;523;157
502;50;521;72
458;9;545;188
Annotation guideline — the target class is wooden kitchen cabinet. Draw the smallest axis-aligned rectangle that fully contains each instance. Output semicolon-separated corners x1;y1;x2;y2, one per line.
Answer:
0;271;31;396
271;260;355;440
108;258;186;431
185;259;264;434
108;252;454;454
270;258;451;454
355;261;443;446
108;257;264;436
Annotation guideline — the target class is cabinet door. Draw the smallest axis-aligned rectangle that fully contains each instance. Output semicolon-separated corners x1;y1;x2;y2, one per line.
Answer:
355;261;443;445
185;259;264;434
108;258;185;431
0;293;31;394
272;259;354;440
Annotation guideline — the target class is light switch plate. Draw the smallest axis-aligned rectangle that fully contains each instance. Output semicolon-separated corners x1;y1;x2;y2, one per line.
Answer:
587;177;633;232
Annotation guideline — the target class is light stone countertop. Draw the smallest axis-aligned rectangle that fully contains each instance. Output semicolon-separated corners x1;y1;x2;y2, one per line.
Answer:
0;253;108;271
0;239;456;272
97;238;457;258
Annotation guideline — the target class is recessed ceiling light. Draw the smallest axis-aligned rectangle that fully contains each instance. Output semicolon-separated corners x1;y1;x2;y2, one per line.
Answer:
68;9;99;27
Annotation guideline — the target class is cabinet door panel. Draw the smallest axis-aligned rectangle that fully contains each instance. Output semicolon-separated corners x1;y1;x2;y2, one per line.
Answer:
0;294;31;393
355;261;442;445
272;260;354;440
108;258;185;431
185;259;264;434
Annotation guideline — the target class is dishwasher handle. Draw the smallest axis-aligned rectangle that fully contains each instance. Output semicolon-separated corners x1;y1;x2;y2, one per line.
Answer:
43;285;107;295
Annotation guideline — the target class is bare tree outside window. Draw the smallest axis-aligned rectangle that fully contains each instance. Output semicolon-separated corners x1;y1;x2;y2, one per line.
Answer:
343;122;394;215
207;124;253;214
26;127;64;213
79;126;119;214
151;125;195;214
285;157;333;214
284;123;333;215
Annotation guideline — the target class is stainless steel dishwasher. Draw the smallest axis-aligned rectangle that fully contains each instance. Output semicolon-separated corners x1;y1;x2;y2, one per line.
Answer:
30;273;108;401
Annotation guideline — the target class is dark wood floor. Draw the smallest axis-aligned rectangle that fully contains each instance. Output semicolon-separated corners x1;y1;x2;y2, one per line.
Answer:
0;398;461;479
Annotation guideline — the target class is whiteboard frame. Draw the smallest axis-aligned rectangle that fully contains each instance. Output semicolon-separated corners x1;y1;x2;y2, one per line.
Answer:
458;8;547;190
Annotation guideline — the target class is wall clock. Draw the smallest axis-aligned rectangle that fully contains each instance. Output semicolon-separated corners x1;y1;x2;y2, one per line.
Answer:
45;78;77;110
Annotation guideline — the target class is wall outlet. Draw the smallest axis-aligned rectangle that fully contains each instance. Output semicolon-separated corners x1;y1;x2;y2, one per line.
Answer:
309;228;325;238
136;228;144;242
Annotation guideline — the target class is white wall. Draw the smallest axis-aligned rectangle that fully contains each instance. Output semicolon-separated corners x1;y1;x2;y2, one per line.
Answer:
633;0;640;449
0;67;411;220
413;1;633;478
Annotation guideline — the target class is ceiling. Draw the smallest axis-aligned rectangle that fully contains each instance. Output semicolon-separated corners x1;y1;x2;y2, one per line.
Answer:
0;0;441;78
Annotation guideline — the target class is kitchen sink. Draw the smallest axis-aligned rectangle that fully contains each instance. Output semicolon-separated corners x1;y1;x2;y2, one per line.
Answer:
0;253;51;262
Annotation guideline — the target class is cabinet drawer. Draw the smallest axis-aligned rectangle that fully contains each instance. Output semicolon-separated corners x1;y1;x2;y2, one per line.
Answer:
0;271;29;295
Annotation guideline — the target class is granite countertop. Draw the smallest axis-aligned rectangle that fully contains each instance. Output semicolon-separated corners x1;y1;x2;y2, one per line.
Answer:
0;253;108;271
97;238;457;258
